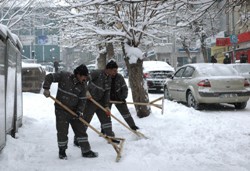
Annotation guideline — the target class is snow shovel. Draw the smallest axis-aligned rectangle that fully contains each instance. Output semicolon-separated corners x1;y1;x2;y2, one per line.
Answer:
88;97;148;139
110;96;165;114
49;95;125;162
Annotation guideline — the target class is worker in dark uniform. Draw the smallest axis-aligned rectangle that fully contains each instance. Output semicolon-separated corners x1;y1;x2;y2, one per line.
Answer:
43;64;98;159
109;61;139;131
82;61;117;139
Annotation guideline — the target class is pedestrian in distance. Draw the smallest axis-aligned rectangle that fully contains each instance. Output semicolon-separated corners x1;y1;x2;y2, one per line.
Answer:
43;64;98;160
223;53;231;64
54;60;59;73
109;60;139;131
79;60;118;145
210;55;217;63
240;54;248;63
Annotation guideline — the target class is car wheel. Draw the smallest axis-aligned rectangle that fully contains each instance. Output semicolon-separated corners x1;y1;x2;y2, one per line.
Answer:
164;86;172;100
234;102;247;109
187;91;200;110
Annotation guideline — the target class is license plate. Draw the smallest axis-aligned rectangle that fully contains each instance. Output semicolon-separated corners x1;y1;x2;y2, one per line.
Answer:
220;94;237;98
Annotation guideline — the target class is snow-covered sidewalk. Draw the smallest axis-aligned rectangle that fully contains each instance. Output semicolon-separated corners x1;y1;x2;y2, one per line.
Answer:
1;83;250;171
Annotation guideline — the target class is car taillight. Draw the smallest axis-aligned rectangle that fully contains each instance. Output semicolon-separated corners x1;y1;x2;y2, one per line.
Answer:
244;79;250;87
197;79;211;87
143;73;151;78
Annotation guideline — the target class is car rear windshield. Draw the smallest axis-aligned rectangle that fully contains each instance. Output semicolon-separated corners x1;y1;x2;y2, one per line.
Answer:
198;65;238;76
234;65;250;73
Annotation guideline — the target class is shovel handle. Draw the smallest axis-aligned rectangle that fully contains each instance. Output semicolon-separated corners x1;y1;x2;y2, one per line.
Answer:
89;98;148;139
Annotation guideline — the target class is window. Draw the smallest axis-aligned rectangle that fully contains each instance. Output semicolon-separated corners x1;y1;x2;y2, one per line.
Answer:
174;68;185;78
182;67;194;77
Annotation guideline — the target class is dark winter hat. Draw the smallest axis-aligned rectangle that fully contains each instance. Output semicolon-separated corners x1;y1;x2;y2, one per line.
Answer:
106;60;118;69
74;64;89;76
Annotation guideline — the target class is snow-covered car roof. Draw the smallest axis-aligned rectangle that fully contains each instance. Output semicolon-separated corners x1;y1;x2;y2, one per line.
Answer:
182;63;239;76
22;62;43;68
228;63;250;74
86;64;96;72
87;64;96;68
143;61;174;72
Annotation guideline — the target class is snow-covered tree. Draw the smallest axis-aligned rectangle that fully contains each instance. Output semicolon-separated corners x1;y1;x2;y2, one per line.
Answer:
172;0;221;62
173;0;249;63
0;0;37;28
52;0;223;117
52;0;248;117
54;0;177;117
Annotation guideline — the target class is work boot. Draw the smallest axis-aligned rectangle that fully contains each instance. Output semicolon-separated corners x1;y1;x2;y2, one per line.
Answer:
131;125;139;131
100;129;105;136
101;130;115;137
82;150;98;158
74;136;80;147
74;140;80;147
111;139;120;144
59;149;67;160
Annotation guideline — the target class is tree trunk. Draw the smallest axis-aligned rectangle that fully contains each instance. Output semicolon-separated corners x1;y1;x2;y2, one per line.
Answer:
106;43;115;60
122;44;151;118
201;44;208;63
97;43;114;69
182;42;191;62
200;37;208;63
97;45;106;69
184;46;191;62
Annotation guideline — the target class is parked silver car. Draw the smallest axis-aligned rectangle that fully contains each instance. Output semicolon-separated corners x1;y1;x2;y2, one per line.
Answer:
164;63;250;110
86;64;96;73
228;63;250;82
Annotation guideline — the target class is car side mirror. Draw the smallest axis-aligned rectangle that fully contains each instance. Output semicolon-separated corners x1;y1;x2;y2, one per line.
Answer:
166;74;173;79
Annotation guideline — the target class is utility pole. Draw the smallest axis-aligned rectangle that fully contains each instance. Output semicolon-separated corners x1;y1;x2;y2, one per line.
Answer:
232;5;237;63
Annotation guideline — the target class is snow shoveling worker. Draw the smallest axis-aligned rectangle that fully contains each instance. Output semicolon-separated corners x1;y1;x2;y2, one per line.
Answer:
43;64;98;159
109;60;139;131
77;60;118;145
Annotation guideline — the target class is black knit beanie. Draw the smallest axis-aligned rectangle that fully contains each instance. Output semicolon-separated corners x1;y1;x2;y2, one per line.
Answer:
106;60;118;69
74;64;89;76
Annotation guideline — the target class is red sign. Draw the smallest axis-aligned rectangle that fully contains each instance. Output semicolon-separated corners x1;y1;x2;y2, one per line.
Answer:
216;31;250;46
216;38;230;46
238;31;250;43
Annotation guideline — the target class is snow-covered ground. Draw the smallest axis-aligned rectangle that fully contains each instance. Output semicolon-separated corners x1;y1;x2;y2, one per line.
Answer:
1;81;250;171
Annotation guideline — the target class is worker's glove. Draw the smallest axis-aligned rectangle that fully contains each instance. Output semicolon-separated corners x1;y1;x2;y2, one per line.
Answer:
43;89;50;98
86;91;92;99
76;111;83;118
105;107;111;116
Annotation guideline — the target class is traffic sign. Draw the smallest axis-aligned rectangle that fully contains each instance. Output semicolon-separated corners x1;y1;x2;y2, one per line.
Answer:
230;34;238;44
